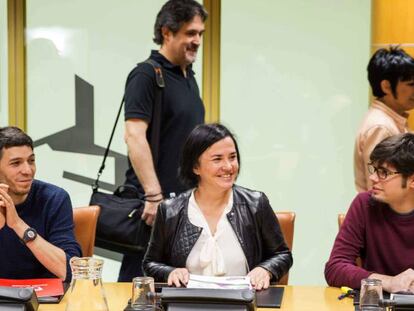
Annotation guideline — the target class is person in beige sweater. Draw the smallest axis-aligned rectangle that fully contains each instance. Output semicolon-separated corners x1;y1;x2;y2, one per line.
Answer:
354;46;414;192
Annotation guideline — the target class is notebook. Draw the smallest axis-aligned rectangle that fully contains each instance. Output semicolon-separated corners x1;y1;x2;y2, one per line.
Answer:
256;287;284;308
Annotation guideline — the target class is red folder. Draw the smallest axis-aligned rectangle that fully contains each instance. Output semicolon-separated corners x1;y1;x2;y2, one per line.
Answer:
0;278;64;298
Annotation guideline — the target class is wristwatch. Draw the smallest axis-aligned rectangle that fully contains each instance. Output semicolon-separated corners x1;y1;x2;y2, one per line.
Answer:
21;227;38;244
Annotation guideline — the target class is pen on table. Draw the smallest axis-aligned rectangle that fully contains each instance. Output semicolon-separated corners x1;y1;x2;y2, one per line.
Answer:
338;286;354;300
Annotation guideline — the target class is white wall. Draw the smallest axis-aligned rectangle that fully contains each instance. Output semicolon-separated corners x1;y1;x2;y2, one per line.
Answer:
24;0;371;284
0;0;8;126
221;0;371;285
25;0;201;281
26;0;203;206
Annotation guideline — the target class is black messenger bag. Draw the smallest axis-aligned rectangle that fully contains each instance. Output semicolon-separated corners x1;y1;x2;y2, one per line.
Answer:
90;59;164;254
90;185;150;254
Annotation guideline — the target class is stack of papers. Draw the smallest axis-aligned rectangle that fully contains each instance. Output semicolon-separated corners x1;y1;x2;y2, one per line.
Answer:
187;274;252;290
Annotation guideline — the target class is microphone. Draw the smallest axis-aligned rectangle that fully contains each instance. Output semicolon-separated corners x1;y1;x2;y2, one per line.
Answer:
379;297;414;308
147;292;163;301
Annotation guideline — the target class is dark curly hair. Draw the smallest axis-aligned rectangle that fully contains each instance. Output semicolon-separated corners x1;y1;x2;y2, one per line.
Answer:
370;133;414;186
0;126;33;159
153;0;208;45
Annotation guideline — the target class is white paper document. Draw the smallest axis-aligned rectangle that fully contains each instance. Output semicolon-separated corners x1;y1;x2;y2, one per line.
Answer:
186;274;252;290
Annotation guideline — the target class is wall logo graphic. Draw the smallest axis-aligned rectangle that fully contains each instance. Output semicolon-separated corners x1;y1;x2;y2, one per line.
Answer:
34;75;127;192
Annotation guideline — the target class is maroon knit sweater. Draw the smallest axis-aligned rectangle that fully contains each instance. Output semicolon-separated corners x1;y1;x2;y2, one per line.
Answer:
325;191;414;289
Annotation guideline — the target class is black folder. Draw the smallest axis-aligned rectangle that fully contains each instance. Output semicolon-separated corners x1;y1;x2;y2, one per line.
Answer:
256;287;284;308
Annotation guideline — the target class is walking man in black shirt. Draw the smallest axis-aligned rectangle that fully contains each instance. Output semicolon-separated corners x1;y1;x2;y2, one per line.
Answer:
119;0;207;281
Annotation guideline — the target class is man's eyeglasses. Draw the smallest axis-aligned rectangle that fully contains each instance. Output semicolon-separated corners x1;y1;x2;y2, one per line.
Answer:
367;164;401;180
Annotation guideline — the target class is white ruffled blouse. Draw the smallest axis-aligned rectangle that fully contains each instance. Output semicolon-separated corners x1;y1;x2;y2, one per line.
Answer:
185;190;248;276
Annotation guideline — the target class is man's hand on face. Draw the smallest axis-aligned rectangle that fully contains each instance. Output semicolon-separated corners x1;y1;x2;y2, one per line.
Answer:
0;206;5;230
0;184;23;230
0;184;9;229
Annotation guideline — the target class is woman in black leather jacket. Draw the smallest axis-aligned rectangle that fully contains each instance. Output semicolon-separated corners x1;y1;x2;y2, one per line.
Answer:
143;123;293;289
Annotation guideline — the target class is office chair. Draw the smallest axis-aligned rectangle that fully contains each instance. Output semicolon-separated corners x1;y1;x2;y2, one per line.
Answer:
338;213;345;227
275;211;296;285
73;205;100;257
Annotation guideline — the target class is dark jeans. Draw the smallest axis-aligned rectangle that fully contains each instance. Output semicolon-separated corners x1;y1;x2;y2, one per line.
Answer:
118;251;145;282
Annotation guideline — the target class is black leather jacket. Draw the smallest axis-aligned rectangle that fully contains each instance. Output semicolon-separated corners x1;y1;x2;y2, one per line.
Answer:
143;185;293;282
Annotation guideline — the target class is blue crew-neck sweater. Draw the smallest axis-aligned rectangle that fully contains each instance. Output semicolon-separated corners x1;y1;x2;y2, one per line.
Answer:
0;180;81;281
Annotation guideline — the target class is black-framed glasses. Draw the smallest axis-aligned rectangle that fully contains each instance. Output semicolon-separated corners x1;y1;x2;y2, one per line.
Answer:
367;164;401;180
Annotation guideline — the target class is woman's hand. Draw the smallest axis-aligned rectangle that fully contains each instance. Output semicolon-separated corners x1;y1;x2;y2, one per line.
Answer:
248;267;272;291
167;268;190;287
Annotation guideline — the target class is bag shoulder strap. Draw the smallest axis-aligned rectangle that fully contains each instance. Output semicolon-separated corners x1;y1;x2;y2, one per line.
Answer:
93;58;165;191
144;59;164;169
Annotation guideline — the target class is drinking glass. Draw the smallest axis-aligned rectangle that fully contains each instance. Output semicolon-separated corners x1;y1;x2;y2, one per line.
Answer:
360;278;384;311
131;276;155;310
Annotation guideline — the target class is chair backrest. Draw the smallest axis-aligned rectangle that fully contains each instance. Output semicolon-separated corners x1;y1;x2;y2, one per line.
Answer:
337;213;362;267
338;213;345;227
73;205;100;257
275;211;295;285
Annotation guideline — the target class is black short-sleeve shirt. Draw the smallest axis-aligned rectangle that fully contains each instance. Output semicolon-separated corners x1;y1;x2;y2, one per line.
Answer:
124;50;205;196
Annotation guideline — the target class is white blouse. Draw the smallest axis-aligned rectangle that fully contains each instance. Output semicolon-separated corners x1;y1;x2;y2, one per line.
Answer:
186;190;248;276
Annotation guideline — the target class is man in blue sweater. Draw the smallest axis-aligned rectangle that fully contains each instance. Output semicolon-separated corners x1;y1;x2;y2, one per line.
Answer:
0;126;81;281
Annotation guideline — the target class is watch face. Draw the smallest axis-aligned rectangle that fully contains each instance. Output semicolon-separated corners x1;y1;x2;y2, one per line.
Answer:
27;230;36;239
23;228;37;243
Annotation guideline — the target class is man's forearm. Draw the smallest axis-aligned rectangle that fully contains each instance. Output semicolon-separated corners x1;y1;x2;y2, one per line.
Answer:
127;135;162;196
13;221;67;279
26;236;67;279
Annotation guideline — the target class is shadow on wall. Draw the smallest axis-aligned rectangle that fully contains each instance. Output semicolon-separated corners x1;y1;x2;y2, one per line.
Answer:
33;75;127;192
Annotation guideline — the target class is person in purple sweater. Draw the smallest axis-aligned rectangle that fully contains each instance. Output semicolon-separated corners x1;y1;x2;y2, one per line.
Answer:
0;127;81;281
325;132;414;293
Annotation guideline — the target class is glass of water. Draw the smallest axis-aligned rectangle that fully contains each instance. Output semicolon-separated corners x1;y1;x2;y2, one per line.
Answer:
360;278;384;311
131;276;155;310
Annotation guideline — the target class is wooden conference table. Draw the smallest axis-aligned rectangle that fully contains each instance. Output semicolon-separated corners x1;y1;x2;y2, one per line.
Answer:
38;283;354;311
